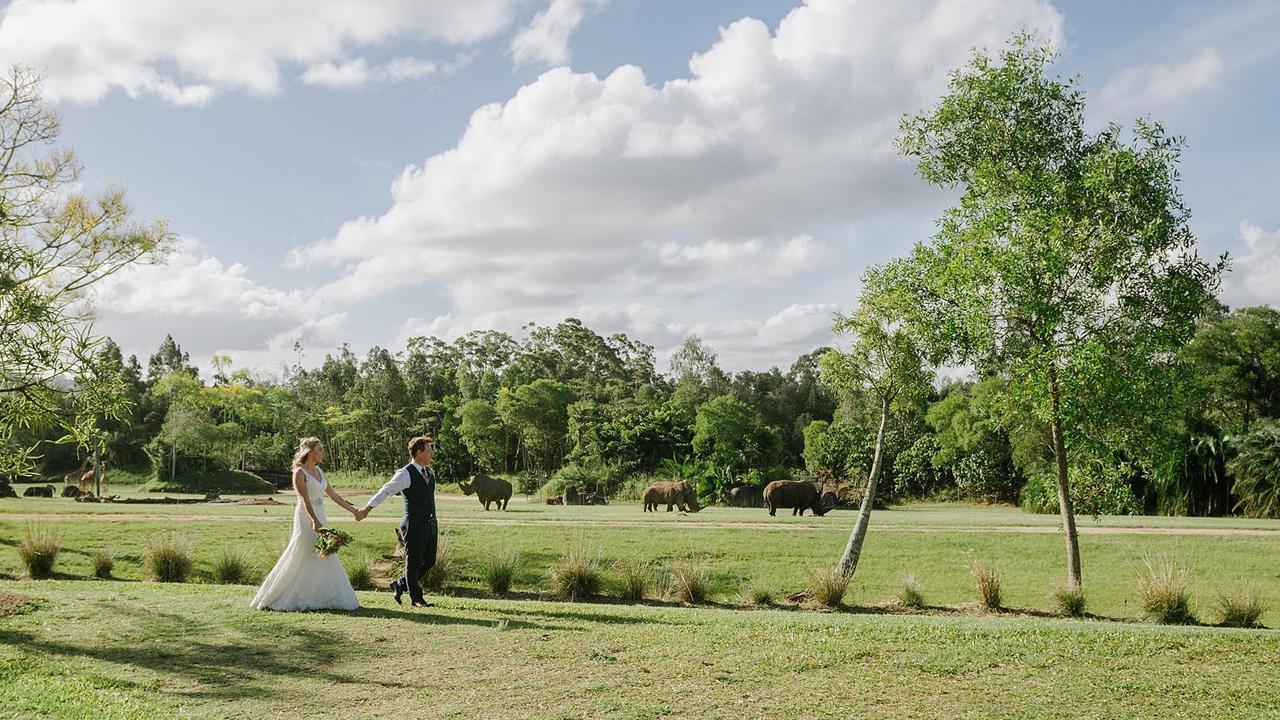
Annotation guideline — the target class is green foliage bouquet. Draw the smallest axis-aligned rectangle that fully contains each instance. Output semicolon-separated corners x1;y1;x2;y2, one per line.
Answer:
314;528;353;557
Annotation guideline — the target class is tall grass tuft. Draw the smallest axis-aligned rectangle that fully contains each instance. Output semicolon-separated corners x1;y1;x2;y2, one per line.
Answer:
897;575;926;609
1052;585;1087;617
1137;558;1195;624
668;558;709;604
479;546;520;595
421;533;455;592
746;580;774;606
611;558;651;602
91;549;115;580
809;567;850;608
18;526;60;579
1216;589;1266;628
212;549;254;585
346;555;375;591
969;558;1002;611
145;533;194;583
551;545;603;601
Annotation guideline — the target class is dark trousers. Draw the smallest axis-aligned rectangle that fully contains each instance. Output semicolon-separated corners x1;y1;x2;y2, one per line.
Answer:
394;518;437;600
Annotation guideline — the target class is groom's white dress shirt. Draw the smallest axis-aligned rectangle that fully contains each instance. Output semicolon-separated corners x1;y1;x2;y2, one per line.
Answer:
366;462;431;508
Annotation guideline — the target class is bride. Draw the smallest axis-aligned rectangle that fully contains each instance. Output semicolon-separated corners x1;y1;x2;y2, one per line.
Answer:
251;437;360;611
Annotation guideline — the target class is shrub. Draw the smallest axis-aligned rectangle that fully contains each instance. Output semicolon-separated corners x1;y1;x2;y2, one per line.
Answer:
611;559;651;602
145;534;194;583
1021;466;1140;516
897;575;925;609
143;469;274;496
421;534;455;591
212;549;254;585
809;567;850;608
551;546;603;601
18;527;60;579
746;581;774;606
970;558;1002;611
1052;585;1087;617
1137;558;1195;624
1216;589;1265;629
479;546;520;595
346;555;375;591
1227;420;1280;518
91;549;115;580
668;558;708;604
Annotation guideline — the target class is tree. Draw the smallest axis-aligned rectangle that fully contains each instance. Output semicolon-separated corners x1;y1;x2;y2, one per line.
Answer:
0;67;169;477
821;307;931;578
882;35;1223;588
692;395;779;482
497;379;575;475
457;399;506;472
146;335;198;384
1184;306;1280;433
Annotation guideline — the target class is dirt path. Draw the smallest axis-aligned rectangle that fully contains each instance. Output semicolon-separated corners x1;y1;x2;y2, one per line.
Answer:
2;511;1277;536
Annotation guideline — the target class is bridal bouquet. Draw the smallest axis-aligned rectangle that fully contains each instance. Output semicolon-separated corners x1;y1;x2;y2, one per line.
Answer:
314;528;353;557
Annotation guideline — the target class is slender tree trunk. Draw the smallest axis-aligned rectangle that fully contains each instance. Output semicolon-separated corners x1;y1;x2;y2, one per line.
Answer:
1048;370;1082;589
170;442;176;482
837;396;890;577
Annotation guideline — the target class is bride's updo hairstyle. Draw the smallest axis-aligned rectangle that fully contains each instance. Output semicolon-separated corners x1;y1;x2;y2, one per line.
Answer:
292;437;323;469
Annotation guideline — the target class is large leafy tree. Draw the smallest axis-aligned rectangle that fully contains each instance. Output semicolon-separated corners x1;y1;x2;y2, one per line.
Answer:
0;67;169;477
879;36;1223;588
821;307;931;578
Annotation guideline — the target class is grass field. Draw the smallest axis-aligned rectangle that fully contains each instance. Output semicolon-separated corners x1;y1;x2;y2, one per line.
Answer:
2;581;1278;719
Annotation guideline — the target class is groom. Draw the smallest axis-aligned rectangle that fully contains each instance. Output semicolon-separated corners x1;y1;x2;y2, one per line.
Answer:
355;435;437;608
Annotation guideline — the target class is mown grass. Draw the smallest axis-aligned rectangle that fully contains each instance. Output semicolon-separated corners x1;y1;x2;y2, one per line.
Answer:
1;498;1279;625
0;581;1278;719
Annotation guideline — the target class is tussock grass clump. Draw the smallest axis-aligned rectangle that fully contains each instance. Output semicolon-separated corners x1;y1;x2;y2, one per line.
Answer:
809;567;850;608
91;549;115;580
1216;589;1266;629
897;575;926;609
746;580;774;606
969;558;1002;611
18;527;60;579
1052;585;1087;617
551;546;603;601
1137;558;1195;624
212;549;254;585
479;546;520;595
668;558;709;604
346;555;375;591
145;534;194;583
421;534;455;591
611;559;651;602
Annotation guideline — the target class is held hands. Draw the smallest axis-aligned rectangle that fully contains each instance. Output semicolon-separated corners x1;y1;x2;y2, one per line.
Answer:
353;507;370;522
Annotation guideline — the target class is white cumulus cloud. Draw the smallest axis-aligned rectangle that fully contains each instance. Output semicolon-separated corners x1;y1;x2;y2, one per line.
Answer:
1101;47;1224;115
1224;220;1280;307
511;0;606;67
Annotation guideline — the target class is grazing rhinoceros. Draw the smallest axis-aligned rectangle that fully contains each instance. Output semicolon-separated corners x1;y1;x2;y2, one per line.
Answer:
458;473;513;510
763;479;829;517
642;481;700;513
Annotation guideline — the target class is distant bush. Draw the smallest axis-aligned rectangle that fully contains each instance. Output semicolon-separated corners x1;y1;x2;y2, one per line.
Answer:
479;546;520;595
1137;558;1195;624
18;527;60;579
611;559;651;601
1020;466;1140;517
746;580;774;606
143;469;274;495
212;549;254;585
1052;585;1086;617
897;576;926;609
146;534;194;583
668;558;709;604
91;549;114;580
551;546;603;601
541;463;626;499
1227;420;1280;518
809;567;849;608
1216;589;1266;628
969;558;1002;611
346;555;375;591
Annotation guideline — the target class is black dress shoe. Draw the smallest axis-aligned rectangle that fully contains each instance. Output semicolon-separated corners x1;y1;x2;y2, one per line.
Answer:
392;584;404;605
411;598;432;608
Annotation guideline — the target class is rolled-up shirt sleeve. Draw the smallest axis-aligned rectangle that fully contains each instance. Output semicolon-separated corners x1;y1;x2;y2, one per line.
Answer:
367;467;410;508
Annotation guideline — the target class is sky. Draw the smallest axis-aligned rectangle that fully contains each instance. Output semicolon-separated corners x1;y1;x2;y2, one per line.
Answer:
2;0;1277;377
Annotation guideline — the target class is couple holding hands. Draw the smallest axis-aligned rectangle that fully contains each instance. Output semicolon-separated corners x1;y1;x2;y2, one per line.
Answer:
250;435;440;611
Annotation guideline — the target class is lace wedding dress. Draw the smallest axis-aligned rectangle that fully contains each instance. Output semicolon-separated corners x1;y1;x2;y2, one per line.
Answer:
250;466;359;611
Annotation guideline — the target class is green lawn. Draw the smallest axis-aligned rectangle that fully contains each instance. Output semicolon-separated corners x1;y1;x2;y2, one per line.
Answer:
1;581;1277;719
2;495;1278;625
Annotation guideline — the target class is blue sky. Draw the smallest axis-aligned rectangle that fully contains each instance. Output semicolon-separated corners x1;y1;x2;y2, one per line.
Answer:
2;0;1277;374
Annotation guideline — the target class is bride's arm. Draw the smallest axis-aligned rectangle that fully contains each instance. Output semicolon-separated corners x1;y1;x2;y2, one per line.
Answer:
293;469;323;532
324;482;357;514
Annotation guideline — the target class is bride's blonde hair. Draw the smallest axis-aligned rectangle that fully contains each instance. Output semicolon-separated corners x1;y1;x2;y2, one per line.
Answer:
292;437;323;469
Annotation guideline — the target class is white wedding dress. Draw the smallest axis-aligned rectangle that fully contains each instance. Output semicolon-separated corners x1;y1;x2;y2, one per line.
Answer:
250;466;359;611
